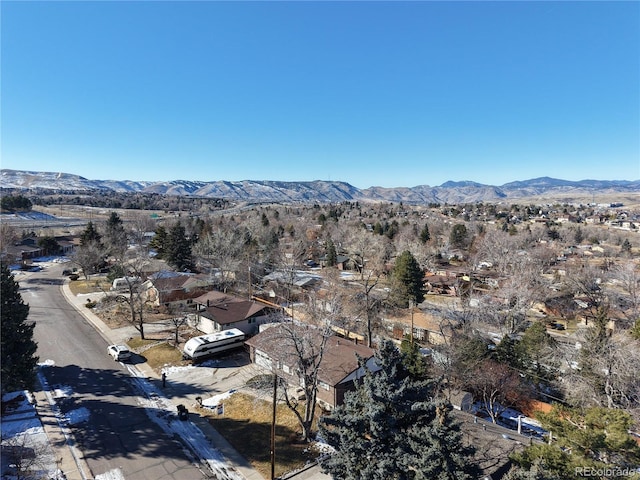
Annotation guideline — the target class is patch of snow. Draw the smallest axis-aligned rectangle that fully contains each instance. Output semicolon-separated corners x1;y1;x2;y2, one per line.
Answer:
202;391;235;409
65;407;90;425
1;393;41;439
95;468;126;480
38;359;55;367
52;385;73;399
311;435;335;455
161;364;195;376
1;390;62;479
125;364;243;480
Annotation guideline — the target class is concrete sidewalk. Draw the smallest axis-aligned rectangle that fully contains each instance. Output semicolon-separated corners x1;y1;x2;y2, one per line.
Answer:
33;387;92;480
57;280;266;480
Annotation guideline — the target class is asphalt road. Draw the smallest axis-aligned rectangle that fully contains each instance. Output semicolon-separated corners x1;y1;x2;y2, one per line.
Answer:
22;263;211;480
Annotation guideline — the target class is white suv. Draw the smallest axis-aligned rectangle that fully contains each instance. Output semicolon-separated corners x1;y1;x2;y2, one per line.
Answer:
107;345;132;362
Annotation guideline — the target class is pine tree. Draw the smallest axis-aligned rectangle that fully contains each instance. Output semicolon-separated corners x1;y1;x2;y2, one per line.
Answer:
449;224;468;248
149;225;168;258
390;250;425;307
319;341;477;480
326;238;337;267
37;236;61;256
166;223;195;272
400;336;430;379
104;211;128;258
511;405;640;479
419;223;430;244
80;221;102;246
1;263;38;393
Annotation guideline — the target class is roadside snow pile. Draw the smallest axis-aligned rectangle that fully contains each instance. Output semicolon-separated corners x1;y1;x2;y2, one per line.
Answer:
1;391;40;438
1;391;63;480
65;407;90;425
126;364;244;480
95;467;126;480
202;390;236;409
161;364;195;376
52;385;73;400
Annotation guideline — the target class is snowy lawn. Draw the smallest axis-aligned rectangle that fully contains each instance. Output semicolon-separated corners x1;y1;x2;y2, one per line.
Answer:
1;391;63;480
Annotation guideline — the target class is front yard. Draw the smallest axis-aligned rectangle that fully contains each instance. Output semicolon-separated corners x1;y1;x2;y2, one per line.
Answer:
68;280;326;477
198;392;323;479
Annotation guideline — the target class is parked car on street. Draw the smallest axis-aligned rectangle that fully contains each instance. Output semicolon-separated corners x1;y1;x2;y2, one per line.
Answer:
108;344;132;362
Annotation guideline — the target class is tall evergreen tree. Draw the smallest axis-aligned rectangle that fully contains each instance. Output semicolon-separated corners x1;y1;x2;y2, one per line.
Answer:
166;223;195;272
80;221;102;246
511;405;640;479
390;250;425;307
449;224;468;248
149;225;168;258
104;211;128;258
400;336;430;379
326;238;338;267
419;223;431;244
319;341;477;480
37;236;61;256
1;263;38;393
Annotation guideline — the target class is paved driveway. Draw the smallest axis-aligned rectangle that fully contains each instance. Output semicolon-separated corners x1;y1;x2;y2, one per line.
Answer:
160;351;268;407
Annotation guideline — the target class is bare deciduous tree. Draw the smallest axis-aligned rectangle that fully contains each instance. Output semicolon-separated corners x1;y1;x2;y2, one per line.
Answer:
72;241;107;279
261;321;331;442
3;429;57;480
107;246;156;339
193;226;246;292
564;327;640;422
343;231;390;346
0;223;18;254
469;359;531;424
610;262;640;329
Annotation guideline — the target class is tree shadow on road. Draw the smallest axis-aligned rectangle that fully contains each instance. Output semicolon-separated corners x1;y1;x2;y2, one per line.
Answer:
37;364;219;470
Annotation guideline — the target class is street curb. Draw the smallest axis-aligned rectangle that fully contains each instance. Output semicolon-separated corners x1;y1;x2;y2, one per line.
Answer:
59;277;266;480
34;378;93;480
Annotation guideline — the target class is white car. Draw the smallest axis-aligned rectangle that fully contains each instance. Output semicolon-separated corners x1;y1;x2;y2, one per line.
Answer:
107;345;132;362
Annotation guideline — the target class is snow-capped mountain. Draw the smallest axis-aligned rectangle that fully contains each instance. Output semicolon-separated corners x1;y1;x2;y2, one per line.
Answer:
1;169;638;204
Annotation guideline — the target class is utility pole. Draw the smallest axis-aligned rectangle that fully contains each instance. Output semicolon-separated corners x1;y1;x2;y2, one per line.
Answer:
409;300;415;345
271;373;277;480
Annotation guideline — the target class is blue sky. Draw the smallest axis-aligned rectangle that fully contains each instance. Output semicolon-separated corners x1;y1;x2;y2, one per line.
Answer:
2;1;639;189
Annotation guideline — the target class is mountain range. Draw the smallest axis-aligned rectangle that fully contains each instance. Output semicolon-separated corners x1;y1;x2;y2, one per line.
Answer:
1;169;639;204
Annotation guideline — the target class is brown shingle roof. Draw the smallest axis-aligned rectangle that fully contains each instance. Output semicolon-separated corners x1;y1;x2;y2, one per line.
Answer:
195;290;271;325
245;324;375;387
201;300;268;325
321;336;375;386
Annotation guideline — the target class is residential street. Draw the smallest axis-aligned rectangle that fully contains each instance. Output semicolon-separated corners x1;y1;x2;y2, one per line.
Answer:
8;259;331;480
